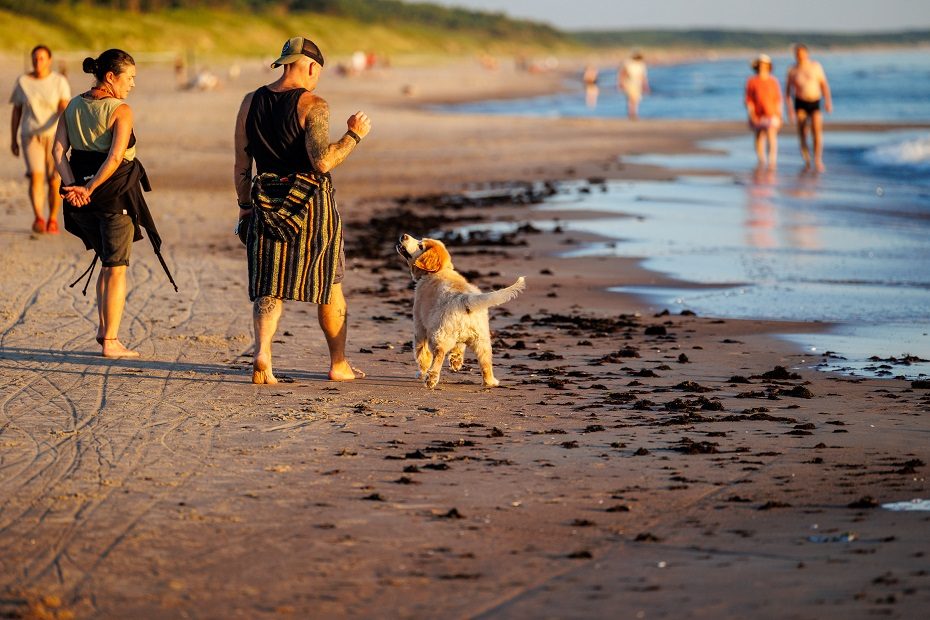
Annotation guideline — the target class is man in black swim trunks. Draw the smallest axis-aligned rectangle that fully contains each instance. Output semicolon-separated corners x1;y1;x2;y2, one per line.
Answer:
786;43;833;172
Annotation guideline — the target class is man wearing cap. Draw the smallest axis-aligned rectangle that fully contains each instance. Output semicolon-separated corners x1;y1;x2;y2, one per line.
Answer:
234;36;371;385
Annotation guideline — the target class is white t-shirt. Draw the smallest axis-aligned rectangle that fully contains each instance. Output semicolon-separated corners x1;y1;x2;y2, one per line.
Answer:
10;72;71;138
620;59;647;96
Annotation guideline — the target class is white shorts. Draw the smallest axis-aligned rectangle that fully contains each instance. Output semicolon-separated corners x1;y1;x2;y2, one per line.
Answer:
751;116;782;131
22;133;57;178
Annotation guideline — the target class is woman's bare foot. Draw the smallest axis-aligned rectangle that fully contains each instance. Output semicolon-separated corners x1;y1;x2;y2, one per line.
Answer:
102;338;140;358
329;361;365;381
252;352;278;385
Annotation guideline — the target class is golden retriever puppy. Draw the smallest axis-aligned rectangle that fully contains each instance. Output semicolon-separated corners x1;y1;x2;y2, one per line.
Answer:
396;234;525;388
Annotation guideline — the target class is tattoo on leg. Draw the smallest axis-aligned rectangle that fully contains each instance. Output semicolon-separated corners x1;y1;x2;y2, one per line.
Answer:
254;296;279;317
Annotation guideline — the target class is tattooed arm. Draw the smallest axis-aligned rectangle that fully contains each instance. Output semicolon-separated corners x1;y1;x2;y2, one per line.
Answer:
234;91;255;215
304;96;371;174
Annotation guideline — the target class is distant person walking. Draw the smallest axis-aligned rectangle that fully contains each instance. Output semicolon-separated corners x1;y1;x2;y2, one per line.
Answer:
10;44;71;234
54;49;176;358
618;50;649;120
234;37;371;385
786;43;832;172
583;64;599;109
745;53;783;170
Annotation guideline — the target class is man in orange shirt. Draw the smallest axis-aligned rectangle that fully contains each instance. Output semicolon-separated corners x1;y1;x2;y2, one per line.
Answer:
744;53;783;169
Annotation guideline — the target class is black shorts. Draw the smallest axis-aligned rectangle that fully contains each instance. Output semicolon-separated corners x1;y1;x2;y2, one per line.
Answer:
794;98;821;114
70;211;134;267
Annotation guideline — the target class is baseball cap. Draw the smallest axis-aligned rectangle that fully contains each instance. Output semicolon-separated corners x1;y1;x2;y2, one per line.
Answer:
271;37;325;68
752;53;772;68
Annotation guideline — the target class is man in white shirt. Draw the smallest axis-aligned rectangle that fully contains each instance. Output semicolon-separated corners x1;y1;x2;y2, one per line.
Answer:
10;45;71;233
618;50;649;120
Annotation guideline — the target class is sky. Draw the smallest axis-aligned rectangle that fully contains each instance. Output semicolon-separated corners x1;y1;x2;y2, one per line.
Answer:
408;0;930;32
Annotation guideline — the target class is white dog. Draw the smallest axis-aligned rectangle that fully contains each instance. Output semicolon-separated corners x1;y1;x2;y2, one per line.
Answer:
396;234;525;388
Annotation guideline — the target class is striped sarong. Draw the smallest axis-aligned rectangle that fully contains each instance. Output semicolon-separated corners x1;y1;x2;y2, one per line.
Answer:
247;171;343;304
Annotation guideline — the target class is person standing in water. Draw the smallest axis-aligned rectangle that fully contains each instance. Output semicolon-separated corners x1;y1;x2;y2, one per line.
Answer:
618;50;649;120
583;64;599;109
745;53;783;170
786;43;832;172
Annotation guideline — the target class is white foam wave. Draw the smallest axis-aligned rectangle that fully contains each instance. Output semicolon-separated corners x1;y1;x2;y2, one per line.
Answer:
864;134;930;168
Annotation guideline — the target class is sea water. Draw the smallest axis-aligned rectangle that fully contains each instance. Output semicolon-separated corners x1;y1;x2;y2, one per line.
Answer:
509;132;930;379
443;49;930;123
611;133;930;378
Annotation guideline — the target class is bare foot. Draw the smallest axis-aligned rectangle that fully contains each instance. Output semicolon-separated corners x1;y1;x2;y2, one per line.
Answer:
252;352;278;385
329;361;364;381
102;338;140;358
815;160;826;173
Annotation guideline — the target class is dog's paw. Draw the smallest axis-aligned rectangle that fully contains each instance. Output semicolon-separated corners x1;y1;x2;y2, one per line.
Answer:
425;372;440;389
449;353;464;372
483;377;500;388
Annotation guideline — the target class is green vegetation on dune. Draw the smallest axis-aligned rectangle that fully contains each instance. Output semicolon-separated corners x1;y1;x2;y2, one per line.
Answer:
574;28;930;49
0;1;574;57
4;2;921;59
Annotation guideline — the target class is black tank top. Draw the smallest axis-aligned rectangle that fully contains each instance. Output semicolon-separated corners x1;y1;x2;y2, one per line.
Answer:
245;86;313;175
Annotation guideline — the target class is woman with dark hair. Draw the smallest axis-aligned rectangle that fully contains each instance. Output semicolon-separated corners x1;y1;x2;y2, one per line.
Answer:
53;49;176;358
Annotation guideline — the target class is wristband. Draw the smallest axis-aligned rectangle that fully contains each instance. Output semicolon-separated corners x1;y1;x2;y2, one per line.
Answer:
238;202;252;210
346;130;362;144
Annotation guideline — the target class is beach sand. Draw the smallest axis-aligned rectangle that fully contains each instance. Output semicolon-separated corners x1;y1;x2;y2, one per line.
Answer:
0;58;927;618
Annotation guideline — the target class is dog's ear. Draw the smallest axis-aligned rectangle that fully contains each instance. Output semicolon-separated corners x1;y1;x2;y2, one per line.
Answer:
414;241;448;273
414;247;442;273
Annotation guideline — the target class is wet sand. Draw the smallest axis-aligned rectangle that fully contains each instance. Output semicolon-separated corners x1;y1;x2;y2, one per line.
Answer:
0;58;928;618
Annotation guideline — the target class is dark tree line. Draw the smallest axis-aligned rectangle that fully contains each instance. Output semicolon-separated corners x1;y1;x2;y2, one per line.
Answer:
0;0;567;45
575;28;930;48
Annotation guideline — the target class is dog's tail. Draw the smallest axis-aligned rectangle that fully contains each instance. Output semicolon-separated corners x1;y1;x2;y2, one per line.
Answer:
464;277;526;313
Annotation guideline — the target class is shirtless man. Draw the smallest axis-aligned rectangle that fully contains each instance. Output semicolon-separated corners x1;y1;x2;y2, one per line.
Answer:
786;44;832;172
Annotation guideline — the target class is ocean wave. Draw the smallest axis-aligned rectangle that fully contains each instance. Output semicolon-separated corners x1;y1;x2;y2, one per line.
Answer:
864;135;930;168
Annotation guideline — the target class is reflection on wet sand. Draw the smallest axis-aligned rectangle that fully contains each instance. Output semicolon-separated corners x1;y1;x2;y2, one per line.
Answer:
745;166;778;249
585;83;599;109
744;166;822;251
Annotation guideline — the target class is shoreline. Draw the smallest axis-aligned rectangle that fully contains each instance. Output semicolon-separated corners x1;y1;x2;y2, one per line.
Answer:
411;119;929;382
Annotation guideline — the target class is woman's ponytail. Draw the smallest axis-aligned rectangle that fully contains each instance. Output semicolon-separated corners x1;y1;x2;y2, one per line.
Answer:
83;49;134;83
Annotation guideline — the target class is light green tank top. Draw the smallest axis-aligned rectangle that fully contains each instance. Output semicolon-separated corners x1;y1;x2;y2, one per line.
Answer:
64;95;136;161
